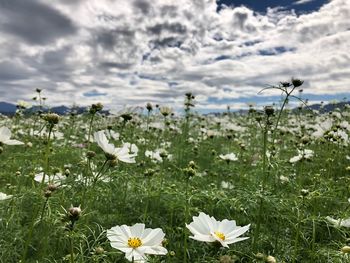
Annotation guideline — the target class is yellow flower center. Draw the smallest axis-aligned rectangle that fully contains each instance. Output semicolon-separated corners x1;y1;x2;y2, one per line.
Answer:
214;231;225;241
127;237;142;248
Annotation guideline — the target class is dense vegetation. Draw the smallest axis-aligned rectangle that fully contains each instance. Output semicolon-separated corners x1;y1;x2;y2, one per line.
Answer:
0;82;350;262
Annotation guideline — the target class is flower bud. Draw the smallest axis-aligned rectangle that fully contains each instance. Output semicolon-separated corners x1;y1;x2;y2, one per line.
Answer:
266;255;277;263
146;103;153;112
292;78;304;87
341;246;350;253
264;106;275;116
44;113;60;125
95;246;105;255
44;190;52;198
89;103;103;114
68;206;82;221
86;151;96;159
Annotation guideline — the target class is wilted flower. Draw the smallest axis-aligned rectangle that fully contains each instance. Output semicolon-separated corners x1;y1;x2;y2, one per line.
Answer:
186;212;250;248
107;223;168;262
0;127;24;145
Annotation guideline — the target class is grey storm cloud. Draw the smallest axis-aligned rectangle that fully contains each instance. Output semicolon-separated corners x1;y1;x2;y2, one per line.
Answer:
0;60;34;81
0;0;349;110
0;0;76;45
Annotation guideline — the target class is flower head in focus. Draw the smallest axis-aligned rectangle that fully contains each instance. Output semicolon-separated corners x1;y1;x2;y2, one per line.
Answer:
107;223;167;262
186;212;250;248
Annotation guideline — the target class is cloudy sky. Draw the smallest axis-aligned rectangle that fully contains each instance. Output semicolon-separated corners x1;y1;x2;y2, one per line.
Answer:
0;0;349;112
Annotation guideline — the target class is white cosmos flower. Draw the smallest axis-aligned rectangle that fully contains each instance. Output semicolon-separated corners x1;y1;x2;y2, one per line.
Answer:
289;149;314;163
0;192;13;201
219;153;238;162
107;223;168;262
326;216;350;228
93;131;137;163
34;172;66;186
0;126;24;145
186;212;250;248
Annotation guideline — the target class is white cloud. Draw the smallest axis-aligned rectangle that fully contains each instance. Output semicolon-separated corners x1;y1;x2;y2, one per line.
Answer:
0;0;349;111
294;0;316;5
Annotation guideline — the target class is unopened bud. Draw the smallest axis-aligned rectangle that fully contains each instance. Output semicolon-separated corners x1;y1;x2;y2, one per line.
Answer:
264;106;275;116
266;255;277;263
341;246;350;253
292;78;304;87
44;113;60;125
68;206;82;221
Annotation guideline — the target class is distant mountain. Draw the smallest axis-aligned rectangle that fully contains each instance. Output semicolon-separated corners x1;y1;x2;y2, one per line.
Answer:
0;102;17;115
303;101;349;113
0;101;348;116
0;102;89;116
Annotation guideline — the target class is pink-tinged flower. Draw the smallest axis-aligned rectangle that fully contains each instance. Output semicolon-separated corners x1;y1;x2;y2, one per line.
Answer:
186;212;250;248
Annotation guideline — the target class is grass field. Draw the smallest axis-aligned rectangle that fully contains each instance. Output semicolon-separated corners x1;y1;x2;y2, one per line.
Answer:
0;86;350;262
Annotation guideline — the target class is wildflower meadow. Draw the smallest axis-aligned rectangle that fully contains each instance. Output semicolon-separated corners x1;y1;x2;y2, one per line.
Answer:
1;81;350;263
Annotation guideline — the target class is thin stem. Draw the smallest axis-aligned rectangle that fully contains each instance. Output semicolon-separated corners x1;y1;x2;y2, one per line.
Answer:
40;197;49;221
87;113;95;150
183;176;190;263
41;125;53;185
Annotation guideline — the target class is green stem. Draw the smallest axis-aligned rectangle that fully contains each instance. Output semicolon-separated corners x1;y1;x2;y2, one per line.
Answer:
40;197;49;221
41;125;53;186
183;176;190;263
253;124;268;250
87;113;95;150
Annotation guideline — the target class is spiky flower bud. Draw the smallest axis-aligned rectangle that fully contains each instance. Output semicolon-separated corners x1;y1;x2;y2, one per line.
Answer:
95;246;105;255
292;78;304;87
68;206;82;221
146;102;153;112
47;184;58;192
44;190;52;198
280;81;291;87
86;151;96;159
144;169;156;177
264;106;275;116
89;103;103;114
44;113;60;125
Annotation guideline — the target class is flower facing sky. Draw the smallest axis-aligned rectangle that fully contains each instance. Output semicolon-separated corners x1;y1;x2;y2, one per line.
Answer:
107;223;167;262
186;212;250;248
94;131;137;163
0;126;24;145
